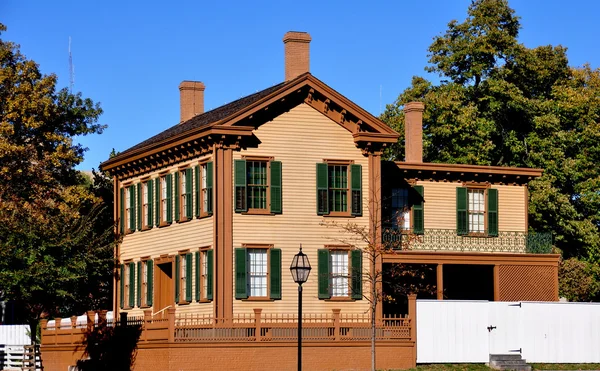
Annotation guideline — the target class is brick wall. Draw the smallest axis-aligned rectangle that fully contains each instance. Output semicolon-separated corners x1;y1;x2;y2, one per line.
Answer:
42;341;416;371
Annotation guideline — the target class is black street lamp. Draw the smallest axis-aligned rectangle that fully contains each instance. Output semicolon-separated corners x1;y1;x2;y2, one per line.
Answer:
289;246;311;371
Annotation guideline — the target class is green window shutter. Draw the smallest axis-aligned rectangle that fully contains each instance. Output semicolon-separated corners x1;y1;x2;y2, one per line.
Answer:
185;253;192;302
206;249;213;300
175;254;180;303
351;164;362;216
456;187;468;235
270;161;282;214
235;248;248;299
185;168;193;219
129;262;135;308
206;162;213;215
137;183;142;231
154;178;160;226
174;172;180;222
166;174;173;223
412;185;425;235
137;261;142;307
194;165;200;218
147;260;153;306
318;249;330;299
487;188;499;237
269;248;282;299
148;181;153;228
120;264;125;309
234;159;247;213
129;186;135;232
316;163;329;215
351;250;363;300
195;251;200;301
120;188;125;235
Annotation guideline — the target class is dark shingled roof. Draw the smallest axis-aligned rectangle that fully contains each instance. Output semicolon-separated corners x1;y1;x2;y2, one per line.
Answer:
118;81;289;157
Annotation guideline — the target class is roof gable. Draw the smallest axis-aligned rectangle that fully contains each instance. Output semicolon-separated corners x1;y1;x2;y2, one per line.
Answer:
101;73;399;176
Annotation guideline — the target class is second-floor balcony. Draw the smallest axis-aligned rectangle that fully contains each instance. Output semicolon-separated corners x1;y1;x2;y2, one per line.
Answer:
382;228;553;254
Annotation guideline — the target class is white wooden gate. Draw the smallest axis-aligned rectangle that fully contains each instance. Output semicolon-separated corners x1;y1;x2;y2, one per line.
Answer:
488;302;522;355
417;300;600;363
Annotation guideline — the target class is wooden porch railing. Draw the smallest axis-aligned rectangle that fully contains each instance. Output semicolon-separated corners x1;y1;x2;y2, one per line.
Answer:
41;295;417;345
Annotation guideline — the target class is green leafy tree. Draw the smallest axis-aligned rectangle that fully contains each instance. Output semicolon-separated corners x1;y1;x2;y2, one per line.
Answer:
0;23;114;339
382;0;600;297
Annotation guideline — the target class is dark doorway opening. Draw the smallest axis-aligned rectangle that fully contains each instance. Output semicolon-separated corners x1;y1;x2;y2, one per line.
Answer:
443;264;493;300
382;263;437;316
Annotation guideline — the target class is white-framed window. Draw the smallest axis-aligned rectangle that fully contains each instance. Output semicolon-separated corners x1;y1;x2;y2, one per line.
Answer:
181;170;188;218
248;249;268;297
468;189;485;233
161;176;168;222
125;187;133;231
180;254;187;300
330;250;349;297
201;163;208;213
143;182;149;228
141;260;148;306
391;188;411;230
200;250;208;299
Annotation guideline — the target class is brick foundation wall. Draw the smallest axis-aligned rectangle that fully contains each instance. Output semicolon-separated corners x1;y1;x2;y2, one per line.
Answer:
42;341;415;371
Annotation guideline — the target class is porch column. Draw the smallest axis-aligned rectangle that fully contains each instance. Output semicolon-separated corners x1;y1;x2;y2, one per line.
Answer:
368;153;383;321
214;145;234;322
436;264;444;300
493;264;500;301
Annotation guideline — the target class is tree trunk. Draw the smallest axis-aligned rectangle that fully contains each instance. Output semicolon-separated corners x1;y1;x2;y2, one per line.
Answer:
28;318;39;345
371;291;376;371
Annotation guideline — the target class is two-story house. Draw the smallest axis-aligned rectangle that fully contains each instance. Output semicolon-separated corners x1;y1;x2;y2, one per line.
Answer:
99;32;558;324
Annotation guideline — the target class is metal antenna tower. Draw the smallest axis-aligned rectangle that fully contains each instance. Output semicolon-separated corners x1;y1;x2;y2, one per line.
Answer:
69;37;74;93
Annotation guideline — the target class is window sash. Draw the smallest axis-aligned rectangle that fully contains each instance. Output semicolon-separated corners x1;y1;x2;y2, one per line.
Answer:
161;177;167;222
391;188;410;229
247;161;267;210
201;164;208;213
179;255;187;300
125;188;132;230
468;189;485;233
248;249;267;297
201;250;208;299
328;165;348;212
124;264;131;306
330;251;349;297
143;183;149;228
141;261;148;306
181;171;187;216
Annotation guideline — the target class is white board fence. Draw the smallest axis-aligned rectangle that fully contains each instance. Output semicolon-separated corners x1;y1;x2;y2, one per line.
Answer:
0;325;30;345
417;300;600;364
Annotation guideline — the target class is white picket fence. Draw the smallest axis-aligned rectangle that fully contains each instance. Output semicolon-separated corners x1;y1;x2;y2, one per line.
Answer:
417;300;600;363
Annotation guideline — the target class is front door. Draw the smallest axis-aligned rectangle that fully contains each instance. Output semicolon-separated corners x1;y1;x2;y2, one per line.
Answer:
154;261;174;318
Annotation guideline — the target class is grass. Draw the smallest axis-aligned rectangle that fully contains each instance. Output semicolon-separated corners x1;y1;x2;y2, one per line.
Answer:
531;364;600;370
386;365;492;371
383;364;600;371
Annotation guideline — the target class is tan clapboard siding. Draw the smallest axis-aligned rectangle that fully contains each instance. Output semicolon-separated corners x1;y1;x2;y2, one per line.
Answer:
417;181;526;233
120;156;214;316
496;184;526;232
232;104;370;315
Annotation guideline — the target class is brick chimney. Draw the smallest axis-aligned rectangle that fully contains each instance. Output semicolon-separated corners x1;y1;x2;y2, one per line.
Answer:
283;31;311;81
404;102;425;163
179;81;205;123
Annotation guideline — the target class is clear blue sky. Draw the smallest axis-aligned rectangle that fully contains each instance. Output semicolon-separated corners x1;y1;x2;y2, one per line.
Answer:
3;0;600;170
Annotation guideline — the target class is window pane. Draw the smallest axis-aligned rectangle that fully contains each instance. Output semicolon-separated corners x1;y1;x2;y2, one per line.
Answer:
330;251;349;297
201;164;208;213
467;189;485;232
248;249;267;297
201;251;208;299
247;161;267;210
328;165;348;212
161;177;167;221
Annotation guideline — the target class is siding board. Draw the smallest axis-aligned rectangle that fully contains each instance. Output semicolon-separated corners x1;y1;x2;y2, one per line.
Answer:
232;104;370;315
